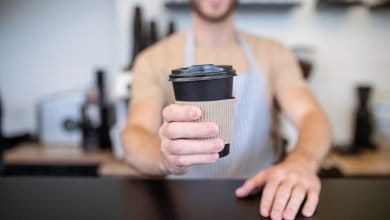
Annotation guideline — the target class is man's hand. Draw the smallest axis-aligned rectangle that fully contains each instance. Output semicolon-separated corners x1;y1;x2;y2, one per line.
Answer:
159;104;225;175
235;156;321;220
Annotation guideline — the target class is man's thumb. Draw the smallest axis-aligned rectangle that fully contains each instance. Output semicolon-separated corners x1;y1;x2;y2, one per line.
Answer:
235;171;267;198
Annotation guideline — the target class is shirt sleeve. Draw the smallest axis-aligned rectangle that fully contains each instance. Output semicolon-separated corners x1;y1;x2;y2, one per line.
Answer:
130;51;164;105
270;40;306;96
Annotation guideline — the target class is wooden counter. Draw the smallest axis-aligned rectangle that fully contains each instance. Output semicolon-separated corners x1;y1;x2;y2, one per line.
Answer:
322;147;390;176
2;178;390;220
3;143;140;177
4;143;390;177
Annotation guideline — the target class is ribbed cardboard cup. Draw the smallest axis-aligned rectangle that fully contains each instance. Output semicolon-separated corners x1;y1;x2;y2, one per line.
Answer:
169;64;236;158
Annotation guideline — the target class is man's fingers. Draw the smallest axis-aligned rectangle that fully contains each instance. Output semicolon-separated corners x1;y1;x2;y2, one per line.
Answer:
283;185;306;220
163;104;201;122
163;122;218;139
270;182;293;220
302;190;319;217
168;153;219;167
260;178;281;217
167;138;224;155
235;171;267;198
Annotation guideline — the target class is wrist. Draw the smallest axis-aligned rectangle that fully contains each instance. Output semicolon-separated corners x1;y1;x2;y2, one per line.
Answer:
158;148;172;175
285;152;320;173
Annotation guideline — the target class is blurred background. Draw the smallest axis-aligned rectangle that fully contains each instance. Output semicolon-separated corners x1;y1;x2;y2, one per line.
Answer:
0;0;389;177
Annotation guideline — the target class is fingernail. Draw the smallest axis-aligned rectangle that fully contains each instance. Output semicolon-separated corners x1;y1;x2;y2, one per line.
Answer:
261;208;269;217
303;208;313;217
236;188;244;197
189;107;200;119
283;212;293;220
210;154;219;162
209;124;219;135
215;139;224;151
271;212;281;220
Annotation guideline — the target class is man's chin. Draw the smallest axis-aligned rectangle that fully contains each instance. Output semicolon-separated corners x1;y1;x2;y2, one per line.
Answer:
198;14;230;23
191;1;237;23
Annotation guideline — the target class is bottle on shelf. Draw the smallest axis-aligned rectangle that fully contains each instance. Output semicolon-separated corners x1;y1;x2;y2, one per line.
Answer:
166;20;176;36
81;69;112;150
124;6;146;71
147;20;159;46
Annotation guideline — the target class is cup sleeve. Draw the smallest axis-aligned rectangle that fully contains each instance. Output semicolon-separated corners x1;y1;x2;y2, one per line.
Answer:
175;98;236;145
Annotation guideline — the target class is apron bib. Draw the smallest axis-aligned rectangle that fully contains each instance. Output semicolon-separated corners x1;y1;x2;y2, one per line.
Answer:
171;30;275;179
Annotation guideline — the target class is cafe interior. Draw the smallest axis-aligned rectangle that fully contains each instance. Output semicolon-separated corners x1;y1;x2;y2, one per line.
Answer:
0;0;390;219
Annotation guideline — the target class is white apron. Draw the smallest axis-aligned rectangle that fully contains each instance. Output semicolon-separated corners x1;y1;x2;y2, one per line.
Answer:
171;31;275;179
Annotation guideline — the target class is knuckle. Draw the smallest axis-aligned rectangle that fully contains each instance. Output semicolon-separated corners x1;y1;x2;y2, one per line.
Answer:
208;154;218;162
312;185;321;193
314;178;321;189
211;122;220;134
164;123;177;139
199;140;209;153
287;173;298;183
312;193;320;201
295;184;306;194
308;180;321;192
284;207;298;215
173;156;185;166
272;204;283;213
305;204;315;212
274;196;287;207
204;122;219;136
245;179;255;188
162;105;172;120
160;139;169;151
271;169;286;180
168;140;181;155
261;198;273;208
158;124;166;137
289;198;302;209
193;140;213;154
300;181;309;189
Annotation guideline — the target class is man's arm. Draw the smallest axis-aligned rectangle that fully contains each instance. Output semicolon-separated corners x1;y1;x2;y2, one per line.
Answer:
236;41;331;220
236;86;331;220
121;99;165;176
279;85;331;173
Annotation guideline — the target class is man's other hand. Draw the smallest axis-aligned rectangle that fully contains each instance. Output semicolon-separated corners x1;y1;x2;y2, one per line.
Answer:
235;156;321;220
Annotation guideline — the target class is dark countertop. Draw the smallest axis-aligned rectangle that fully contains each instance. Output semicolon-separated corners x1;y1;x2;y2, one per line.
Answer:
0;178;389;220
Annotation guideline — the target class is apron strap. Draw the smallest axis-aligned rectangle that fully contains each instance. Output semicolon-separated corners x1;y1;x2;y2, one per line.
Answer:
185;30;195;67
186;29;259;74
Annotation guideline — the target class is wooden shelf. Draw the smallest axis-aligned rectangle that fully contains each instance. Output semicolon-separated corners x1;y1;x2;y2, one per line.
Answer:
165;1;301;12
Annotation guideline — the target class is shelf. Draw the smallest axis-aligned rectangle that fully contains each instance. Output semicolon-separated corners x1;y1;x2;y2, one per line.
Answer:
316;0;363;10
368;2;390;11
165;1;302;12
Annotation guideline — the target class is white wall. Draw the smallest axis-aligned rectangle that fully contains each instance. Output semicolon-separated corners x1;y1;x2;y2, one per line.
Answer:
115;0;390;145
1;0;389;145
0;0;116;135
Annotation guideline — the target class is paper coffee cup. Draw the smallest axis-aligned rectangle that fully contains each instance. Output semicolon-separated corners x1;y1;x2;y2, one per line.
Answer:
169;64;236;158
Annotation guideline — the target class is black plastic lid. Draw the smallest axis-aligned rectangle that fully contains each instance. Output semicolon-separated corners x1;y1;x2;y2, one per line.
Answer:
169;64;236;82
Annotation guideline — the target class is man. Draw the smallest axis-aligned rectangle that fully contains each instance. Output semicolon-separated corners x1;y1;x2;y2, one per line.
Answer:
121;0;331;220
